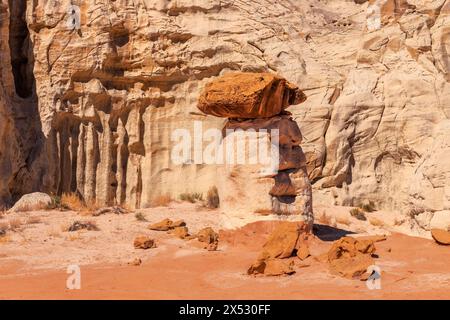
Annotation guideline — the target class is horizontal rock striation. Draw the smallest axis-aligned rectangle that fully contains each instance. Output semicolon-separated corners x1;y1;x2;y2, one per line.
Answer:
0;0;448;233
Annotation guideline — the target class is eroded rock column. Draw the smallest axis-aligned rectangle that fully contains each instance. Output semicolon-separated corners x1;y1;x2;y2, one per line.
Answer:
197;72;313;228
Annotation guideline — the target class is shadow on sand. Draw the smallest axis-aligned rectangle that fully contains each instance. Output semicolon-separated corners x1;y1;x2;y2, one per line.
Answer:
313;224;355;242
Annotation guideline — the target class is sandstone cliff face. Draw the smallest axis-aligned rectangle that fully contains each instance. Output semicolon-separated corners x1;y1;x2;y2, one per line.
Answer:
0;0;449;231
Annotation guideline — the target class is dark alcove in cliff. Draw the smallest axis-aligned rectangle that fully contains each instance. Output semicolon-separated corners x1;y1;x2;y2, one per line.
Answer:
8;0;35;99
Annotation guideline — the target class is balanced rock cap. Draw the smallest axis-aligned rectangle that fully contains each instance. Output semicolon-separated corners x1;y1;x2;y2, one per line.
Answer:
198;72;306;118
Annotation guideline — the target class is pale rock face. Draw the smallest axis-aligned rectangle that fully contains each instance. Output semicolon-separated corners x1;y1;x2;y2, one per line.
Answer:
0;0;448;235
216;124;313;228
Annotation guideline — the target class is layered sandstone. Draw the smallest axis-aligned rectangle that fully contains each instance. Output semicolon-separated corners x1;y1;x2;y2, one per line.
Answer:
0;0;448;235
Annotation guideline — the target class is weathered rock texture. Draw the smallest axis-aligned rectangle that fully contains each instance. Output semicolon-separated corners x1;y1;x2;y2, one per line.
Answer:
198;72;306;118
0;0;449;233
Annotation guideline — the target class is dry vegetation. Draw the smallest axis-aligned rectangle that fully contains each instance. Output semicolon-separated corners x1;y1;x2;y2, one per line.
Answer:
359;200;377;213
135;212;147;222
206;186;220;209
350;208;367;221
179;192;203;203
67;221;99;232
61;193;86;211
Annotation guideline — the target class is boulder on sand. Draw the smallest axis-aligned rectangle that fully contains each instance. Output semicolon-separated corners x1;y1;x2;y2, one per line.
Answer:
248;258;295;276
327;236;377;279
170;226;190;239
247;221;310;276
9;192;52;212
198;72;306;118
431;229;450;245
260;221;309;259
148;218;173;231
197;227;219;244
134;236;156;249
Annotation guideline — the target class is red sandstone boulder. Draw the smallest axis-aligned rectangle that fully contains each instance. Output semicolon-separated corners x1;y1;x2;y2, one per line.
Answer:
260;222;308;259
248;258;295;276
148;218;173;231
431;229;450;245
327;236;377;279
133;236;156;249
198;73;306;118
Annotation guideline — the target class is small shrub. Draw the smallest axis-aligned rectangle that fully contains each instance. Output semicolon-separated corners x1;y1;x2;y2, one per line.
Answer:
407;206;425;218
350;208;367;221
179;192;203;203
359;200;376;212
68;221;99;232
77;201;101;216
61;193;86;211
135;212;147;222
46;195;69;211
206;186;220;209
151;194;172;207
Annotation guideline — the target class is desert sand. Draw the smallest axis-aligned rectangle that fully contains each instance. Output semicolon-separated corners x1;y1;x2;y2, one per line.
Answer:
0;202;449;300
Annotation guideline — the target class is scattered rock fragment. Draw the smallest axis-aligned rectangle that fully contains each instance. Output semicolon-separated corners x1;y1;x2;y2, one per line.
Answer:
171;220;186;228
431;229;450;245
296;243;310;261
206;241;218;251
197;227;219;244
134;236;156;249
196;227;219;250
148;218;187;232
328;236;375;261
248;258;295;276
327;236;377;279
149;218;173;231
260;221;308;259
128;258;142;266
329;255;374;279
170;226;190;239
247;221;310;276
264;259;296;276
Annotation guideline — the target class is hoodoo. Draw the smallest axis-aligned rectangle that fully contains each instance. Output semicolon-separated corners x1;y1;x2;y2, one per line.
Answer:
197;72;313;229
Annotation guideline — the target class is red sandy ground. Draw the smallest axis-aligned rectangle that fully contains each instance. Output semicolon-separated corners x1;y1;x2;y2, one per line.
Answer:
0;221;449;300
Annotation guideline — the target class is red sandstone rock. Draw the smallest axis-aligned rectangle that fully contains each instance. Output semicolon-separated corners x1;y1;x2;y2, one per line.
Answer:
198;72;306;118
431;229;450;245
